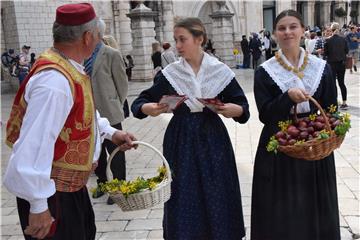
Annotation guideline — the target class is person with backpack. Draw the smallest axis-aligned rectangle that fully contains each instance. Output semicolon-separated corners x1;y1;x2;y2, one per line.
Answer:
1;49;18;76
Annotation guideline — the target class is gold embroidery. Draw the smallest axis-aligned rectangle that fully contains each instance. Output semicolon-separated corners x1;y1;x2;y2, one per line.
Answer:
59;128;72;143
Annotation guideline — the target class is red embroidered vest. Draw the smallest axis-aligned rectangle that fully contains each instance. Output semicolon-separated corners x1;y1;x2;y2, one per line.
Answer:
6;49;96;192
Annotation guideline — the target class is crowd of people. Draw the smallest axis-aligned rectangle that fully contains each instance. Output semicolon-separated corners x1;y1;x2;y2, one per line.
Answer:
236;20;359;110
1;2;356;240
1;45;35;85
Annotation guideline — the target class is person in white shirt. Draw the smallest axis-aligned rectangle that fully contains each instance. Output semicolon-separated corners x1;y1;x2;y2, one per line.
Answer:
17;45;31;84
3;3;136;240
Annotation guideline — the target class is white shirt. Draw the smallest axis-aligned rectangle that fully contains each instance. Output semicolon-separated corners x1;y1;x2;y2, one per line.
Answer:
264;37;270;50
306;39;317;54
3;59;117;214
161;49;177;68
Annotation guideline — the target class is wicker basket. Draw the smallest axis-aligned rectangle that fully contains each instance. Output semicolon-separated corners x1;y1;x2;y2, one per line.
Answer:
278;97;345;161
106;141;172;211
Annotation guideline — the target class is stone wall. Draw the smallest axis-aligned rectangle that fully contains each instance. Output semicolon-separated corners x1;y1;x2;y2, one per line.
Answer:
0;0;114;57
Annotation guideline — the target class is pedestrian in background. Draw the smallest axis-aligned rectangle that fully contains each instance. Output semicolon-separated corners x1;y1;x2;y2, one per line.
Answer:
346;26;360;73
324;22;349;110
249;33;262;70
18;45;31;85
84;21;129;205
151;42;162;77
125;54;134;81
161;42;177;68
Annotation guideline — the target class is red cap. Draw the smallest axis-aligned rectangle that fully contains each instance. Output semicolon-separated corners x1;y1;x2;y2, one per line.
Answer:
56;3;96;26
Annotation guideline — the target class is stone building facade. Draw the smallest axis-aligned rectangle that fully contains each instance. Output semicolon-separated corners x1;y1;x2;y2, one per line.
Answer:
1;0;359;81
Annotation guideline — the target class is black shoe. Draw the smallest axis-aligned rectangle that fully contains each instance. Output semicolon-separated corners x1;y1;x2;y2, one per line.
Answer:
92;185;104;199
354;65;357;72
339;104;349;110
107;197;115;205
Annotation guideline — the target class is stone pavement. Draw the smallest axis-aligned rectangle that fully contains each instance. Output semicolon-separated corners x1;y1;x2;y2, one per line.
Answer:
1;67;359;240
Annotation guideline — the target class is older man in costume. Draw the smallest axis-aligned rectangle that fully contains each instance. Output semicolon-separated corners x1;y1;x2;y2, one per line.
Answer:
3;3;136;240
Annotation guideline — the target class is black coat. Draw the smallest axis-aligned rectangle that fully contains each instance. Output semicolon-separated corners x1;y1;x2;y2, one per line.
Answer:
241;39;250;55
151;51;162;69
249;38;262;60
324;34;349;63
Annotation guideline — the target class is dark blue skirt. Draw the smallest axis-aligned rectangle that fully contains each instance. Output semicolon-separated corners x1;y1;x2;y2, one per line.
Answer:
162;109;245;240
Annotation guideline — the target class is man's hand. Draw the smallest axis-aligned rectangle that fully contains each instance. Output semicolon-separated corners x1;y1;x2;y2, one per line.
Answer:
215;103;244;118
24;209;53;239
112;130;137;151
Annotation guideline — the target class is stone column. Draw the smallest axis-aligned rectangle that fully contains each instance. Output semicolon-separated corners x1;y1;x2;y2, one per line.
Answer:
117;1;132;56
276;1;293;15
334;1;348;26
209;1;235;67
161;0;175;46
127;2;157;82
303;1;315;27
320;1;331;27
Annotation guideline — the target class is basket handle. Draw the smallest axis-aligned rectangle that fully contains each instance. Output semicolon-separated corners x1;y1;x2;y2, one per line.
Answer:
106;140;172;183
294;96;331;131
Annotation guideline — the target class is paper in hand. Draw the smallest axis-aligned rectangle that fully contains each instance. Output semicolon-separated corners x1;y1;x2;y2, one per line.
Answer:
159;95;188;113
197;98;224;113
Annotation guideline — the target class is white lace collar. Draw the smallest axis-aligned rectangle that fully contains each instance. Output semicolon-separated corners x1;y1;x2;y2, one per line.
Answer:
162;52;235;112
261;48;326;113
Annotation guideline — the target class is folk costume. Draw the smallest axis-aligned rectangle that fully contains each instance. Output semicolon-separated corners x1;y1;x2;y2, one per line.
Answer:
131;53;250;240
251;48;340;240
4;4;116;240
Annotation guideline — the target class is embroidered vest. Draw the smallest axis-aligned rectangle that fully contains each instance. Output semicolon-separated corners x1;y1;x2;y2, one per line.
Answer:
6;49;96;192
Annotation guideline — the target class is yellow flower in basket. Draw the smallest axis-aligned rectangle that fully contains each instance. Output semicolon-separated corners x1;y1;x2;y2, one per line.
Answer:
100;166;167;197
102;141;172;211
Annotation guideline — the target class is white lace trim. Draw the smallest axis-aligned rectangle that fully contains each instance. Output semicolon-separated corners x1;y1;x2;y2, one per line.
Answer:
162;52;235;112
261;48;326;113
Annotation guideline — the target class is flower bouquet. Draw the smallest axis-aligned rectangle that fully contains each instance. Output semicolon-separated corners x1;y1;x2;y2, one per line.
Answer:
267;97;350;160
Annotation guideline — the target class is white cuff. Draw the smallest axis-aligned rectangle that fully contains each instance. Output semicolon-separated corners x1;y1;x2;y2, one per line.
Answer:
29;199;48;214
103;125;117;140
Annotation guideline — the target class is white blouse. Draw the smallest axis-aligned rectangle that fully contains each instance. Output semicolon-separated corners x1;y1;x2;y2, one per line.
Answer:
162;52;235;112
261;48;326;113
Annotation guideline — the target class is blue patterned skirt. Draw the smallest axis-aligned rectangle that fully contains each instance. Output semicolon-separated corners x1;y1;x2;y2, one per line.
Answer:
162;110;245;240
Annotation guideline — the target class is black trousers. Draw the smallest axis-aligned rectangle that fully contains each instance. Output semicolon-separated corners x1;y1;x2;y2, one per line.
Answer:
329;61;347;101
95;122;126;184
17;187;96;240
265;48;273;60
252;56;261;70
243;53;250;68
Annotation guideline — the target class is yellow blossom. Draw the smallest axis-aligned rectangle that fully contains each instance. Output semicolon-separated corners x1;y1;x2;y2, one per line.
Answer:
309;113;317;121
328;104;337;113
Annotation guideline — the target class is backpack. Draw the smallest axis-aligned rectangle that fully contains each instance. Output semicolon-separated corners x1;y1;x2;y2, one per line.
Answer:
1;52;12;68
